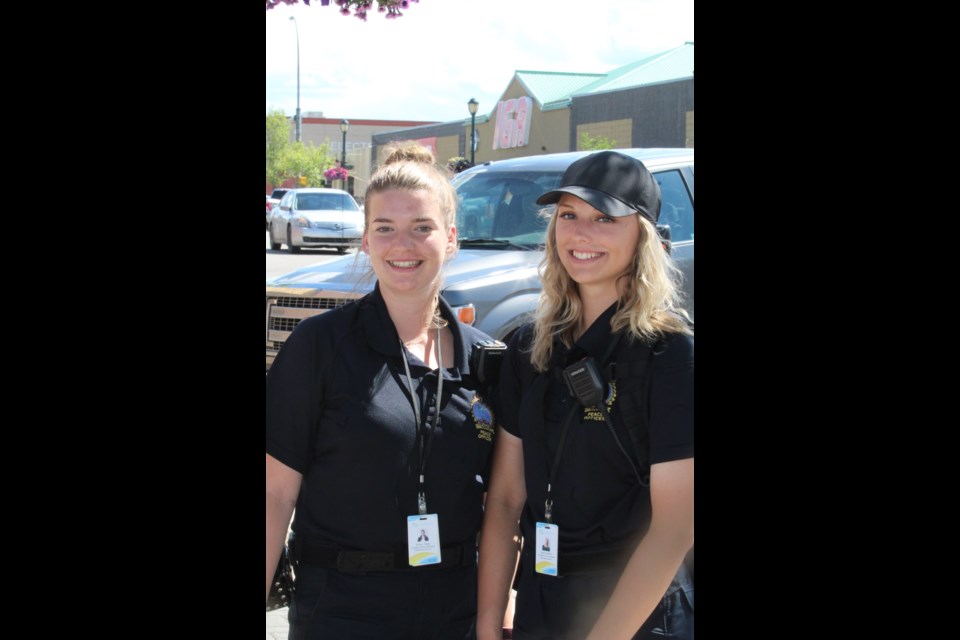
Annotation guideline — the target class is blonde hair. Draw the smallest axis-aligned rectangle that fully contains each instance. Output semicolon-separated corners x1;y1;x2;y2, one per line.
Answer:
364;143;457;232
356;143;456;325
530;210;691;372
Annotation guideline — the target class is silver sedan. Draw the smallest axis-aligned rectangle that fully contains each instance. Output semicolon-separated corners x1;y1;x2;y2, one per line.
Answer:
267;188;364;254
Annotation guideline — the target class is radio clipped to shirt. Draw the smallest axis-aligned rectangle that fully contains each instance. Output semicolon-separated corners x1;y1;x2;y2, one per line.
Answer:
470;339;507;391
535;352;646;577
561;355;646;487
561;357;606;406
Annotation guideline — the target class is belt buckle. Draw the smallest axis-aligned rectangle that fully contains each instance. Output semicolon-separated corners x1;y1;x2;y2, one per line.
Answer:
336;551;362;572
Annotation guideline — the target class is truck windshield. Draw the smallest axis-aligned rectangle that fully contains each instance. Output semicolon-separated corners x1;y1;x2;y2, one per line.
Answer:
453;171;562;247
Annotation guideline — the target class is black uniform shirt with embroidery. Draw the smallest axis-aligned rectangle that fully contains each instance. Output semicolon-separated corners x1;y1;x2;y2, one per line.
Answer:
498;303;693;554
266;283;496;552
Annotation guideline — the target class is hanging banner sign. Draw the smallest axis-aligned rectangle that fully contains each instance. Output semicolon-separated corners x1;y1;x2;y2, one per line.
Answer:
492;97;533;150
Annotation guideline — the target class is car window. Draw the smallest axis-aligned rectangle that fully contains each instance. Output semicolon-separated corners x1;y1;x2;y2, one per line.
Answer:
654;169;694;243
454;171;562;246
296;193;360;211
279;192;294;209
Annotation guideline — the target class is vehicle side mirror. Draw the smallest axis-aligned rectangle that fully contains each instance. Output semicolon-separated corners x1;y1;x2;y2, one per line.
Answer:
656;223;672;255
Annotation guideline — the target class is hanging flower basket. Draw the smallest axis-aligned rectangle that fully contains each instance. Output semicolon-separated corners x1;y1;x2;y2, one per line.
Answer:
447;157;474;174
324;166;349;181
266;1;419;21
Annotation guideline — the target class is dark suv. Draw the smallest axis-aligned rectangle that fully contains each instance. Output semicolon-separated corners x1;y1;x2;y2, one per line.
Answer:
265;148;694;371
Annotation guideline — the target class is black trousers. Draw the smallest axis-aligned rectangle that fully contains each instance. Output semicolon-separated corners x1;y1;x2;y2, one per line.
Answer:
288;563;477;640
511;558;693;640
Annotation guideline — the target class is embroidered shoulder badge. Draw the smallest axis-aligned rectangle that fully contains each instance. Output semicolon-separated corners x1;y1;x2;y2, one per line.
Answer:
472;397;495;441
583;381;617;421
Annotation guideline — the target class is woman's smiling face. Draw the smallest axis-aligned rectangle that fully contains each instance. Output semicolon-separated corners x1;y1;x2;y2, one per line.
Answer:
553;193;640;298
362;188;456;299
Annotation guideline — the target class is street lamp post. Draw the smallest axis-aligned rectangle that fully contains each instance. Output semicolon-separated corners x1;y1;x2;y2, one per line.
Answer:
467;98;479;165
289;16;301;143
340;119;350;191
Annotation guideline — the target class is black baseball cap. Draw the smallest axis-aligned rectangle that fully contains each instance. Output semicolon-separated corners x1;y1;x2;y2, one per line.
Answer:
536;150;661;224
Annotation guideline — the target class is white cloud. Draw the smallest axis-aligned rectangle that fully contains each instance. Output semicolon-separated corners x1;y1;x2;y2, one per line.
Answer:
266;0;693;122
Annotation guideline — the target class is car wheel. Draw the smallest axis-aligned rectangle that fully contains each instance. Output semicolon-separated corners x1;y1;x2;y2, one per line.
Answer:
268;227;281;251
287;226;300;253
336;247;347;254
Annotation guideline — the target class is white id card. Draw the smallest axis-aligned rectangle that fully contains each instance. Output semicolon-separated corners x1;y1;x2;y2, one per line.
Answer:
535;521;559;576
407;514;441;566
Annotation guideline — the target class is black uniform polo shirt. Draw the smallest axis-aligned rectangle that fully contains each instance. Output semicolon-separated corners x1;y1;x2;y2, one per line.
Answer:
266;282;496;552
498;303;693;555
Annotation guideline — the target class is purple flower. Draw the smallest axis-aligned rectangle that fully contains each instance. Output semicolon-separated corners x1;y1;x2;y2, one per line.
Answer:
268;0;415;18
324;166;350;181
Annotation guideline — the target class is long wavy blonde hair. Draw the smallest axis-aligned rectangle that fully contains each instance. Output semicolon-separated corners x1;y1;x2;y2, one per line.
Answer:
530;209;691;372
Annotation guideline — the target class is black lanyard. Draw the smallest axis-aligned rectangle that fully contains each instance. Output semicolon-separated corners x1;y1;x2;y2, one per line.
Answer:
540;331;622;523
399;321;444;515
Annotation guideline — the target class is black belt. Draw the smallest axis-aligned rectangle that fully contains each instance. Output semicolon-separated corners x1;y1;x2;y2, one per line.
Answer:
295;539;476;573
523;545;631;576
560;549;629;575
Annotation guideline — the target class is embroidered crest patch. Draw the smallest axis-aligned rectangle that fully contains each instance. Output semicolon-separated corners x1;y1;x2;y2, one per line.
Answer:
583;381;617;421
472;396;495;441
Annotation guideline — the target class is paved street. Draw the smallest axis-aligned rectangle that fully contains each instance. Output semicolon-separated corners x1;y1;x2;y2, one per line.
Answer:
266;230;358;280
266;607;289;640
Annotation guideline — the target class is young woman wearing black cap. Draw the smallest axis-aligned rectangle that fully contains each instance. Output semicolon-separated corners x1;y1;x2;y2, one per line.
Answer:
477;151;694;640
267;143;498;639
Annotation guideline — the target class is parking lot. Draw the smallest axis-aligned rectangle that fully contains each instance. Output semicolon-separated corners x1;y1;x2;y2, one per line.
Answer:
266;231;358;281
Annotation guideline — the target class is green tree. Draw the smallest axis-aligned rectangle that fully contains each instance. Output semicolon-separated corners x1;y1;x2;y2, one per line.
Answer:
267;109;338;188
579;132;617;151
280;141;337;187
266;109;292;187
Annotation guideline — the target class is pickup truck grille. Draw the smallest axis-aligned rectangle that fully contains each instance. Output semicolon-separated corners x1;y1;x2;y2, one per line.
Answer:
266;291;361;370
271;296;347;310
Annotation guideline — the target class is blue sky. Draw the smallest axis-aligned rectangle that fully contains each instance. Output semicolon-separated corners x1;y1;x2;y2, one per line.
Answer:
265;0;693;124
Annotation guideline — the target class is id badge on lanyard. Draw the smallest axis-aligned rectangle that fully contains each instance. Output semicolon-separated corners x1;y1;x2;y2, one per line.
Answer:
399;325;445;567
407;514;442;566
535;521;559;575
535;397;581;577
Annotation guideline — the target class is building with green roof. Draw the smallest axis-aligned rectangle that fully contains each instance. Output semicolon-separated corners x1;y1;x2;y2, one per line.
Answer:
372;43;693;170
